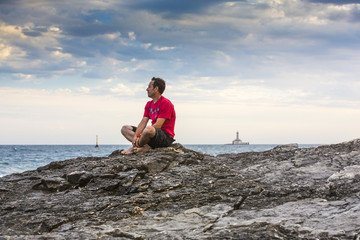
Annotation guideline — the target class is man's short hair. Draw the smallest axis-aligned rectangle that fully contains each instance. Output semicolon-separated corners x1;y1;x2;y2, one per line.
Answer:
152;77;166;94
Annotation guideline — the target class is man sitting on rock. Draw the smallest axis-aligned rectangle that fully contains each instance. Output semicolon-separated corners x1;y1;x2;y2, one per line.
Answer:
121;77;176;154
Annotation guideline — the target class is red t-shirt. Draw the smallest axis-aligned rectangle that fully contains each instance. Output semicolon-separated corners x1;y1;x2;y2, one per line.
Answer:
143;96;176;138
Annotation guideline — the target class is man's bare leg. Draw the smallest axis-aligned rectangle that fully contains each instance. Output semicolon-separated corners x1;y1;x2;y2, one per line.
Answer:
138;126;155;145
121;125;135;154
133;126;156;153
121;125;135;142
121;146;135;155
133;144;152;153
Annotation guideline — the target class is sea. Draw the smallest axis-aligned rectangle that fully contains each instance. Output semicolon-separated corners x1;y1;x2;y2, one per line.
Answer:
0;144;320;177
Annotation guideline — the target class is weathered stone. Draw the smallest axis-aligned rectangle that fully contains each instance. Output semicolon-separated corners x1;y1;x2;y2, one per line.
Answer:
66;171;93;186
1;140;360;239
32;177;71;192
271;143;299;152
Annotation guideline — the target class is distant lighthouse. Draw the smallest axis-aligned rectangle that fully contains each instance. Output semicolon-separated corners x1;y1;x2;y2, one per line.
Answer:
95;135;99;148
231;131;249;145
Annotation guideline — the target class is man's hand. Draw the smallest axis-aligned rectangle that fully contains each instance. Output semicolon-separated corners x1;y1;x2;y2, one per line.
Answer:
133;133;142;147
132;117;149;147
132;135;138;147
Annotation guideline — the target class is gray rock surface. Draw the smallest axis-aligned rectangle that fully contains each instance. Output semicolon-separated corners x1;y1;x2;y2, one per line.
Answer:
1;140;360;239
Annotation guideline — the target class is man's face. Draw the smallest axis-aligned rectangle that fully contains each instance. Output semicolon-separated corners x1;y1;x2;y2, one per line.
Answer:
147;80;156;98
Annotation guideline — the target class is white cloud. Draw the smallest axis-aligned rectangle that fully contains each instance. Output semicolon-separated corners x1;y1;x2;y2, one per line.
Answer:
110;83;135;96
0;21;84;76
0;43;12;59
78;86;90;94
153;46;176;51
0;21;26;39
141;43;152;49
51;50;72;59
12;73;34;82
55;88;72;95
0;41;27;62
214;50;232;65
128;32;136;40
103;32;121;40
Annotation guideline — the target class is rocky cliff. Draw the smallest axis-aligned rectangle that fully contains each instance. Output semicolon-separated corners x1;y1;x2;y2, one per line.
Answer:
1;140;360;239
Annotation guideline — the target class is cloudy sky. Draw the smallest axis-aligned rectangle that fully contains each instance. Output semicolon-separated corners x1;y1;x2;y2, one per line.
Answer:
1;0;359;145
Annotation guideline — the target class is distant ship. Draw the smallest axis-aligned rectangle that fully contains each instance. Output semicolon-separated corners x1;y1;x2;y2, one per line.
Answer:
230;131;249;145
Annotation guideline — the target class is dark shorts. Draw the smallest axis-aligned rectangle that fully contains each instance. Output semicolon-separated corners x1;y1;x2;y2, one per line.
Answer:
132;126;174;149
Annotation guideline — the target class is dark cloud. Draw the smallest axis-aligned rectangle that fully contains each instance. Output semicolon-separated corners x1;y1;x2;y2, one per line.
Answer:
79;10;114;23
0;0;21;4
22;30;42;37
22;27;48;37
310;1;360;22
63;23;114;37
308;0;360;4
349;6;360;22
125;0;246;18
53;10;123;37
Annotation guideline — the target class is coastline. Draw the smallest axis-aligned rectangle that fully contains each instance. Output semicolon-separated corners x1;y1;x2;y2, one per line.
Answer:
1;140;359;239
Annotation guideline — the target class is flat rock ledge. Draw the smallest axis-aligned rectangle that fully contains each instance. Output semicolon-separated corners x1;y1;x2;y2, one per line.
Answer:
1;140;360;239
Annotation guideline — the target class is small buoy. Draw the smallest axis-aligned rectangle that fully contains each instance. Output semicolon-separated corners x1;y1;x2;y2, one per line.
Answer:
95;135;99;148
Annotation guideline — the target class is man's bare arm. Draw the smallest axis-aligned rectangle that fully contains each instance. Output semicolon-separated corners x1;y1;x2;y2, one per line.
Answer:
152;118;166;129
